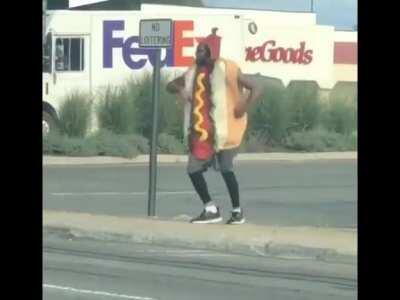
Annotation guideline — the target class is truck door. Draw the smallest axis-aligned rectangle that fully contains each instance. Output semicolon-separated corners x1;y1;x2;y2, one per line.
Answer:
49;35;91;106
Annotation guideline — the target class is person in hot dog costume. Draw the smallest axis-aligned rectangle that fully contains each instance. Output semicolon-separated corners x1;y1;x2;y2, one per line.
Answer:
167;42;263;224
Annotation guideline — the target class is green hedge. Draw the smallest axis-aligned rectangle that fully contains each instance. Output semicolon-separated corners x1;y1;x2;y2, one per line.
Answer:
157;133;185;154
247;76;290;145
43;130;187;157
49;76;357;156
58;91;92;138
284;128;357;152
132;74;183;140
43;130;148;158
286;81;321;131
96;85;136;134
96;74;183;140
320;83;357;135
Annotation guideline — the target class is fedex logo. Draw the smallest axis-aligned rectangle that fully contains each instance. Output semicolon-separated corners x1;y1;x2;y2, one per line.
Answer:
103;20;222;69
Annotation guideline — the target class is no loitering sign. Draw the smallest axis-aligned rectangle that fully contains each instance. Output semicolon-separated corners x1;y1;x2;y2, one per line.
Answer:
138;19;173;217
139;19;173;48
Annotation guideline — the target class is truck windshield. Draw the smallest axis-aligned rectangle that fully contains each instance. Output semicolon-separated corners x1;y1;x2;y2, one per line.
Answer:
43;32;52;73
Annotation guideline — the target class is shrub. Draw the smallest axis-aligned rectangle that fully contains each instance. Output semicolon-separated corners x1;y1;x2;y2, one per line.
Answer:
160;84;184;141
58;91;92;138
43;132;97;156
157;133;185;154
58;137;98;156
330;82;357;106
96;74;183;139
284;128;355;152
43;130;150;158
88;130;139;158
123;134;149;154
321;99;357;135
240;133;269;153
347;130;358;150
247;76;289;144
320;83;357;135
96;85;136;134
286;81;321;131
132;73;184;140
43;132;67;155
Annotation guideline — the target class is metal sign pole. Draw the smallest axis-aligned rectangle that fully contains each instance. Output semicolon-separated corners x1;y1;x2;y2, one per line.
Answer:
148;48;161;217
139;18;172;217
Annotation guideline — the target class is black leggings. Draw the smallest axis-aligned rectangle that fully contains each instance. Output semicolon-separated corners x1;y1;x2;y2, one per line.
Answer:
188;170;240;208
221;171;240;208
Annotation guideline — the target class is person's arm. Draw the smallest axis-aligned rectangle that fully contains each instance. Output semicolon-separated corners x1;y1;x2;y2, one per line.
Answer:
234;71;264;118
166;75;190;104
166;75;184;94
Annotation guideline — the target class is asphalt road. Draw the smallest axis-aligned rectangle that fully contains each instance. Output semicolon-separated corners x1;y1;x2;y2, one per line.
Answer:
43;229;357;300
43;160;357;228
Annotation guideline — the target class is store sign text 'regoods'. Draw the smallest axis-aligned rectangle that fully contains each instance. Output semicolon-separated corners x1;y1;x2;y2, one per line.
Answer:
246;41;313;65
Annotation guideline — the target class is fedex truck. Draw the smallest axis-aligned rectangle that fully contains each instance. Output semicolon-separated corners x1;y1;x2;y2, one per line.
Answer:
42;8;336;136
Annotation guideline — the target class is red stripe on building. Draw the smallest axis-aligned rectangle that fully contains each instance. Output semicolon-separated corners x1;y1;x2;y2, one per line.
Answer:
334;42;357;64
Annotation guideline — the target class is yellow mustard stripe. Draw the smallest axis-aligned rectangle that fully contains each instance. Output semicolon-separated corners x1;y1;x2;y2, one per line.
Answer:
193;73;208;141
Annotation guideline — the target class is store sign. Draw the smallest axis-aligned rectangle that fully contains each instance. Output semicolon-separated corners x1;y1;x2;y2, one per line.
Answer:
245;40;313;65
103;20;222;69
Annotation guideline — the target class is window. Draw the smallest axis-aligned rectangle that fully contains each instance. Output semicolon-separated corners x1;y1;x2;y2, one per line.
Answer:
55;37;85;71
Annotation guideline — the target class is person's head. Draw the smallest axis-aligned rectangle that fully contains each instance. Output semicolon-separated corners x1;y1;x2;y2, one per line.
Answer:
195;43;212;66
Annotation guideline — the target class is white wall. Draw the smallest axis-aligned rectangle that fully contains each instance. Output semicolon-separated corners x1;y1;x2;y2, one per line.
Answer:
334;31;357;42
140;4;317;26
241;21;335;88
333;30;357;83
334;64;357;83
47;11;91;34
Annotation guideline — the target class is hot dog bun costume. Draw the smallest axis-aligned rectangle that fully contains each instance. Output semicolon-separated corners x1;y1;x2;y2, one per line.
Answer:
183;58;247;160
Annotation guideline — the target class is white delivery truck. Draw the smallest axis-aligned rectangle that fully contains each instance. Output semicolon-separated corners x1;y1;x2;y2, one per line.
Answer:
42;7;335;136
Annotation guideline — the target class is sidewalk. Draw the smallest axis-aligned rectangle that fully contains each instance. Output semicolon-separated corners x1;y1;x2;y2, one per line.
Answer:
43;152;357;166
43;210;357;262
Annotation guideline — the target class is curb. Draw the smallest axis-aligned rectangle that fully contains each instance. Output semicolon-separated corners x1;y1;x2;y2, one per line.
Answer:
43;152;357;166
43;211;357;262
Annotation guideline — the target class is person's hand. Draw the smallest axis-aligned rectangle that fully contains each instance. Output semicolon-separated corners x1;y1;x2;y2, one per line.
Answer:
177;89;191;103
241;90;251;104
234;90;257;118
234;92;249;118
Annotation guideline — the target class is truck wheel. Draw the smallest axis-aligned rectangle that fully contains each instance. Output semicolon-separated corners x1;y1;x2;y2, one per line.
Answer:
43;111;58;137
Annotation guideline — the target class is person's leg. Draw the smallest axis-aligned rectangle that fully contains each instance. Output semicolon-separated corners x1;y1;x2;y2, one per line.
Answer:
188;170;212;206
187;155;221;223
218;149;245;224
217;148;240;208
221;170;240;209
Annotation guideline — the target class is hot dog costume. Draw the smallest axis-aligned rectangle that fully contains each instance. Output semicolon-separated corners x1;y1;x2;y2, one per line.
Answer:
183;58;247;160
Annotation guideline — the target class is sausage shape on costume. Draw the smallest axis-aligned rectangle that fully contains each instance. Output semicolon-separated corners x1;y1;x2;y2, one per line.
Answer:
193;73;209;142
183;58;248;151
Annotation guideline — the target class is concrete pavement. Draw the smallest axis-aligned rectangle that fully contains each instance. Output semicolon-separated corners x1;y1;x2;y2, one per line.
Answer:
44;231;356;300
43;210;357;262
44;160;357;228
43;153;357;264
43;152;357;165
